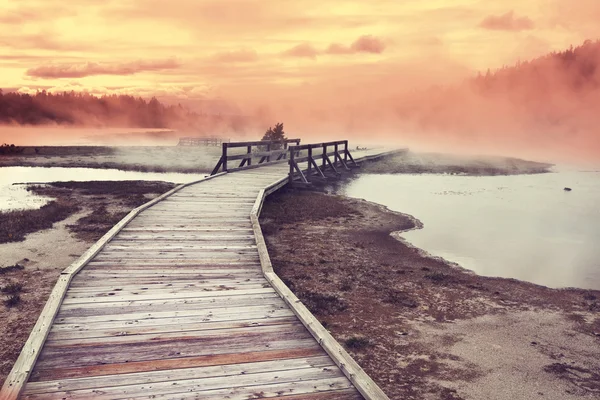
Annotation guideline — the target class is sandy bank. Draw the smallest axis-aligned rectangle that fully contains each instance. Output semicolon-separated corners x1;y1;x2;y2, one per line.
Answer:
260;190;600;400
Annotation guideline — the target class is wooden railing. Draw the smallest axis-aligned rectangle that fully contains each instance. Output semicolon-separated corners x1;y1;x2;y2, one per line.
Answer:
288;140;357;185
210;139;301;175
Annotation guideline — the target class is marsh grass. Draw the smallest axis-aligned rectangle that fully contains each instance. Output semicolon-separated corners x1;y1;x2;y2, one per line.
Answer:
1;281;23;294
4;294;21;307
0;201;77;243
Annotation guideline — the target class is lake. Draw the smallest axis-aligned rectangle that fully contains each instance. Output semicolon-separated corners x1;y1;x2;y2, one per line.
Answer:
0;167;204;211
338;168;600;290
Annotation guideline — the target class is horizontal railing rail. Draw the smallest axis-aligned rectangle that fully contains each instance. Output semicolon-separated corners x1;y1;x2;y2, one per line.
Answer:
210;139;301;175
288;140;357;186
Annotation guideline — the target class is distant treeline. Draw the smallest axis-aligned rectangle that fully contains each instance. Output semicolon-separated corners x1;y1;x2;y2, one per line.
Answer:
0;90;249;131
470;39;600;94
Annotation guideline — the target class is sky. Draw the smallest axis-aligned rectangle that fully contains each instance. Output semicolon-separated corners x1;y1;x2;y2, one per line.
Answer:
1;0;596;100
1;0;600;161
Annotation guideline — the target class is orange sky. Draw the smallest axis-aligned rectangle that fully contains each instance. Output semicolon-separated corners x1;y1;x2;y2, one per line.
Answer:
1;0;600;162
1;0;597;102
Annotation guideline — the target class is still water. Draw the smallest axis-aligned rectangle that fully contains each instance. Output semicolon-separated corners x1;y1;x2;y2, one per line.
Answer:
0;167;203;211
339;169;600;289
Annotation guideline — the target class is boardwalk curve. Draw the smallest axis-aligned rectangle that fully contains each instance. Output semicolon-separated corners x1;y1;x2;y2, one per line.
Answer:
1;148;396;400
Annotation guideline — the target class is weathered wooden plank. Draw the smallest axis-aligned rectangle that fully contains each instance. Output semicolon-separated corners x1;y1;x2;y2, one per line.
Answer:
55;297;286;321
52;305;293;331
102;244;257;251
34;336;317;370
48;315;298;341
122;381;359;400
64;283;268;299
45;322;306;348
69;275;265;285
64;279;267;294
29;347;326;382
25;365;344;399
119;227;253;232
24;356;334;395
75;269;262;276
90;255;261;261
61;287;276;305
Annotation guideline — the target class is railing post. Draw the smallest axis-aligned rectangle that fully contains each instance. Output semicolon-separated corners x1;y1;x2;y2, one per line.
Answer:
247;145;252;166
344;140;348;162
283;142;288;159
307;147;312;182
334;143;339;167
222;142;228;172
322;143;327;171
289;145;295;186
266;143;271;163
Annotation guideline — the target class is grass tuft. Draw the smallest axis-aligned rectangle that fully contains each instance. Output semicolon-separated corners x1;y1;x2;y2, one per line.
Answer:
1;281;24;294
0;264;25;274
344;336;371;350
4;294;21;307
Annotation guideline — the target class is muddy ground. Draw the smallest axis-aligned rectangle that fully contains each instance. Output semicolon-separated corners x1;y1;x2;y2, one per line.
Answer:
260;190;600;400
0;146;221;173
0;181;175;386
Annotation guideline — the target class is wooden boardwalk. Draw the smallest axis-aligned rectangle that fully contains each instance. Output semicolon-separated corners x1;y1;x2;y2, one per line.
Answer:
2;148;396;400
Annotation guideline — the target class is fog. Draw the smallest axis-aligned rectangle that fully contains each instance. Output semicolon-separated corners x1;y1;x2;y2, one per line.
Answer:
2;41;600;168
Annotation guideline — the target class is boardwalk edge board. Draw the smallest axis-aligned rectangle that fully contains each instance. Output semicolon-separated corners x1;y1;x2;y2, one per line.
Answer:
0;172;226;400
251;179;390;398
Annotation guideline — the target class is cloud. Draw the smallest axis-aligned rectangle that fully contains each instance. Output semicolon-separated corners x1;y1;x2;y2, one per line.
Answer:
285;35;387;59
211;49;259;63
325;43;353;55
479;11;534;31
283;43;319;59
350;35;386;53
26;59;181;79
0;10;37;24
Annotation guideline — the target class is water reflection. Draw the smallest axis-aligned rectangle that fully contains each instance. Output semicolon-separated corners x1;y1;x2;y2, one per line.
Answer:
339;170;600;289
1;167;203;212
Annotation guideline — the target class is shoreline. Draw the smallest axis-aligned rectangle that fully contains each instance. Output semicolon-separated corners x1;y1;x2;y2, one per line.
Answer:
259;189;600;400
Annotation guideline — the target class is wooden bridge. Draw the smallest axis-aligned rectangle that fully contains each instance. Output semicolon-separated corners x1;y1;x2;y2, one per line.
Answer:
1;141;399;400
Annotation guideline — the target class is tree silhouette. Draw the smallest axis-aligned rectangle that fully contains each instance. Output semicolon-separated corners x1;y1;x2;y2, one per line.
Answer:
261;122;287;149
261;122;286;142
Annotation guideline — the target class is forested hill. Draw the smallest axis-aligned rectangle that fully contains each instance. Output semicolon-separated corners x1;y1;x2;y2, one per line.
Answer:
470;39;600;94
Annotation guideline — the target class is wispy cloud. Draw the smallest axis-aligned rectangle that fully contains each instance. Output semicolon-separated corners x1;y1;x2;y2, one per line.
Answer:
211;49;259;63
479;11;534;31
26;59;181;78
284;35;386;59
283;43;319;59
